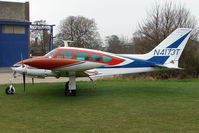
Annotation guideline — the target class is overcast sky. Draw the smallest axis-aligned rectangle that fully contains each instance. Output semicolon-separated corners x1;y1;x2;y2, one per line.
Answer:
2;0;199;39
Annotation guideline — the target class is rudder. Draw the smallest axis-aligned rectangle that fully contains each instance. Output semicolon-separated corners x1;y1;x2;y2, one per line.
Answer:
146;28;192;67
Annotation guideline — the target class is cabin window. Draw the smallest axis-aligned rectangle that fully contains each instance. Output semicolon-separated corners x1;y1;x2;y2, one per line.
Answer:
76;52;89;61
59;50;73;59
91;54;101;62
102;55;112;62
56;54;63;59
44;49;57;58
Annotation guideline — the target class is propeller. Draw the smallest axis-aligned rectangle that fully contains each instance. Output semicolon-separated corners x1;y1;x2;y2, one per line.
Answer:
21;53;26;92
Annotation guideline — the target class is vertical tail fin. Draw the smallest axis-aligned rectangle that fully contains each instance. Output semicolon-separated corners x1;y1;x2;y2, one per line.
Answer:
145;28;192;68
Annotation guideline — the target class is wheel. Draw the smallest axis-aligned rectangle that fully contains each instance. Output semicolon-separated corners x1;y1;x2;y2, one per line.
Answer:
64;88;71;96
65;81;70;96
5;86;15;95
71;90;76;96
65;89;76;96
64;81;76;96
65;81;69;89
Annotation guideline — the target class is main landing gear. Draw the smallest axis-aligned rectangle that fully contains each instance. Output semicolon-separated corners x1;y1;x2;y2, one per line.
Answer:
65;73;76;96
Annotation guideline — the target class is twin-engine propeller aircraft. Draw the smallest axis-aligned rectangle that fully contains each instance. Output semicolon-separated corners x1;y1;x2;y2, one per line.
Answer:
6;28;192;96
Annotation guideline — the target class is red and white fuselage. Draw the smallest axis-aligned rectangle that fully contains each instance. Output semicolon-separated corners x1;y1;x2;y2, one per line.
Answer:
12;28;192;79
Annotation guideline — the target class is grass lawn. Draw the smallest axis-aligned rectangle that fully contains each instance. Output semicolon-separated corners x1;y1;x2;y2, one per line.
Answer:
0;79;199;133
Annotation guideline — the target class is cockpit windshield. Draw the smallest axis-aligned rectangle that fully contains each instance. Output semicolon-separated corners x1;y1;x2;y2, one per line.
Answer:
44;49;57;58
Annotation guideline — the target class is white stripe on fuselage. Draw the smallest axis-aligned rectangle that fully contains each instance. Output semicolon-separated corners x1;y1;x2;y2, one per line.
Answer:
88;67;157;77
54;61;106;72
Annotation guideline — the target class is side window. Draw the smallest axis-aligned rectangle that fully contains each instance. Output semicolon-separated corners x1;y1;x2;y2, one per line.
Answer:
59;50;73;59
102;55;112;62
44;49;57;58
92;54;101;62
76;52;89;61
56;54;63;59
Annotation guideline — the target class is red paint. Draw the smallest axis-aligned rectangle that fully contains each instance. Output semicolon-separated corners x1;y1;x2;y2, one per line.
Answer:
21;57;82;70
55;48;125;66
16;47;125;70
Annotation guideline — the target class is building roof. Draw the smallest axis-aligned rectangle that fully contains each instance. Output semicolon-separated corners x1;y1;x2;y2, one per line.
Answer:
0;19;31;25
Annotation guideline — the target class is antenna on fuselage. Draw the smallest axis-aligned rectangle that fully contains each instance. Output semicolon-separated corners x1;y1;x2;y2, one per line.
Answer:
63;40;74;47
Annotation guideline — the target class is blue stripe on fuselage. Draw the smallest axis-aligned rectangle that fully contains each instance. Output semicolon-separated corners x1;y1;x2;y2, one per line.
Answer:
147;56;169;64
12;65;20;68
100;56;169;68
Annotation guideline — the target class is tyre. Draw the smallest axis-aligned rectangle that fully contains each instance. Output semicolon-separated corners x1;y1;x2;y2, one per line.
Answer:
65;81;69;89
5;86;15;95
65;88;70;96
71;90;76;96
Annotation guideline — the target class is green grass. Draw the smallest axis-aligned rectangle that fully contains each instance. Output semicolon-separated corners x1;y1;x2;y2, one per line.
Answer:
0;79;199;133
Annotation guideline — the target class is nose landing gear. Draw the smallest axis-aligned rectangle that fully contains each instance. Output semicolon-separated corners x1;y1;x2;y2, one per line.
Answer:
5;86;15;95
5;72;16;95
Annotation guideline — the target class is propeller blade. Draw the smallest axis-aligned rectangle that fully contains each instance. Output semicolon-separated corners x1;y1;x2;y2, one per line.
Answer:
21;53;24;68
23;72;26;92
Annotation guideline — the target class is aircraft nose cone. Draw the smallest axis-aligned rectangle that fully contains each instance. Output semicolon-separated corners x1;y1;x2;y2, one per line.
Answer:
22;57;45;68
12;63;22;71
11;66;17;71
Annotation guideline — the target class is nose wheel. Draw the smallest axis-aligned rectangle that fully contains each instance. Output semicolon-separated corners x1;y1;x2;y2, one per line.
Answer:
5;72;16;95
5;86;15;95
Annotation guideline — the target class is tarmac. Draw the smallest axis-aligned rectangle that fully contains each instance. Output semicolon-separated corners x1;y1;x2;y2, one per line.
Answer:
0;67;100;85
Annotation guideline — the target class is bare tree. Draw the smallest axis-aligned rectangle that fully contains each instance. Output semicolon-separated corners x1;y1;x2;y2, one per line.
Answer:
106;35;122;53
133;1;198;54
132;1;199;79
57;16;102;49
106;35;133;54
